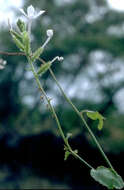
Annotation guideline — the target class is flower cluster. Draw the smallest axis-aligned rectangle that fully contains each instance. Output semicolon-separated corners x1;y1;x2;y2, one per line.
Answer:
14;5;64;63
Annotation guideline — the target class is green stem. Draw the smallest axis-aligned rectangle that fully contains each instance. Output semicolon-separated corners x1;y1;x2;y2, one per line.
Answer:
0;51;93;169
49;68;114;171
27;58;93;170
70;149;93;169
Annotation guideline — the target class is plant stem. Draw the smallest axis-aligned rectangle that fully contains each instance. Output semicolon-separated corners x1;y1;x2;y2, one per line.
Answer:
28;57;93;170
0;50;113;170
0;50;93;169
49;68;114;171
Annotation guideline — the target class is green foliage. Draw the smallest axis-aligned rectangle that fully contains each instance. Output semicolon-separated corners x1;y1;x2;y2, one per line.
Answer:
10;30;22;41
90;166;124;189
82;110;105;130
12;35;24;51
64;146;71;161
37;62;51;76
31;47;44;62
22;31;31;55
1;0;124;188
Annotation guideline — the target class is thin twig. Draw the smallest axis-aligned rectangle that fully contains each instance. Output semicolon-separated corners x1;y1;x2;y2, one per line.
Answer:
0;51;25;56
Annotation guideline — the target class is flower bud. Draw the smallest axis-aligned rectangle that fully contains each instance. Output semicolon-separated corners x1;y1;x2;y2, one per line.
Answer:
47;29;53;38
17;19;26;33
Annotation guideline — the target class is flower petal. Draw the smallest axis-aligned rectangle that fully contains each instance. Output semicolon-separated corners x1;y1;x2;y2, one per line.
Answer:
27;5;35;18
19;8;27;17
34;10;45;18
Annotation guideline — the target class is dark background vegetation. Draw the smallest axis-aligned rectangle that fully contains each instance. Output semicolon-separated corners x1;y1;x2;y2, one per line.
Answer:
0;0;124;189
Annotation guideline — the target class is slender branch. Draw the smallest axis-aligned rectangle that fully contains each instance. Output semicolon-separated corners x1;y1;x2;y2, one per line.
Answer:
0;50;99;170
0;51;25;56
49;68;115;171
27;57;93;170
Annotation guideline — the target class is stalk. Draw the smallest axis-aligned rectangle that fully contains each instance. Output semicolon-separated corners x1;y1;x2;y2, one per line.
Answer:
49;68;114;171
27;57;93;170
0;50;112;170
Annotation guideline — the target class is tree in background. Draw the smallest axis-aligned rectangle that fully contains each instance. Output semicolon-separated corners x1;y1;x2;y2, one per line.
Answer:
0;0;124;188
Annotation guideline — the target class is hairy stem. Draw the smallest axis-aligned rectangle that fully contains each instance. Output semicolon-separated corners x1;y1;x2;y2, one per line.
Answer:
0;50;113;170
49;68;114;171
0;50;93;169
27;57;93;170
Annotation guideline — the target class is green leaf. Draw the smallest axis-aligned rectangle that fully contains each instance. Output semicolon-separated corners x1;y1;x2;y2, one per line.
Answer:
22;31;31;55
10;30;22;41
12;36;24;51
86;111;105;130
90;166;124;189
64;150;71;161
37;62;51;76
31;47;44;62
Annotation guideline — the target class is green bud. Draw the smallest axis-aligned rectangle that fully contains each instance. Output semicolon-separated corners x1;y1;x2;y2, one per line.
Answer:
17;19;26;33
37;62;51;76
31;47;44;62
22;31;31;55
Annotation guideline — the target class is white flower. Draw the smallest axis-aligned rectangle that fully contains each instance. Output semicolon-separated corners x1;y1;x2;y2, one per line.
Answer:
47;29;53;38
19;5;45;37
19;5;45;20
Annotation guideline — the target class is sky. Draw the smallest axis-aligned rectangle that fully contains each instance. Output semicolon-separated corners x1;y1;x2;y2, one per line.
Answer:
108;0;124;11
0;0;22;24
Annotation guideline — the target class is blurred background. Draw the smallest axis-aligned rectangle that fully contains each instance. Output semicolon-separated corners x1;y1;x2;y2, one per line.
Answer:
0;0;124;189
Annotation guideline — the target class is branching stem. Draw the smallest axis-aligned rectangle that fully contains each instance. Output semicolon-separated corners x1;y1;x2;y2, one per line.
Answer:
0;50;110;170
27;57;93;170
49;68;115;171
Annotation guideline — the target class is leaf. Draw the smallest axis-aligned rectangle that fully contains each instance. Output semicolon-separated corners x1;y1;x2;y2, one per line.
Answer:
22;31;31;55
86;111;105;130
64;146;71;161
10;30;22;41
31;47;44;62
12;36;24;51
64;150;71;161
90;166;124;189
37;62;51;76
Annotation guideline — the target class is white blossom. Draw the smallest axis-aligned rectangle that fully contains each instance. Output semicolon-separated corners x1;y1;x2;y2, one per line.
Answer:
19;5;45;37
19;5;45;20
